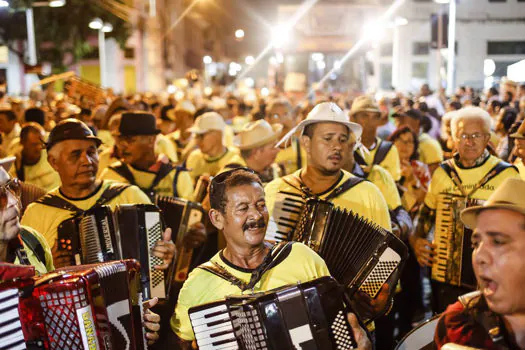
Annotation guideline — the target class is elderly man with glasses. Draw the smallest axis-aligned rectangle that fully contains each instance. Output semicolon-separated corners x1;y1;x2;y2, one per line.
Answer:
411;106;521;314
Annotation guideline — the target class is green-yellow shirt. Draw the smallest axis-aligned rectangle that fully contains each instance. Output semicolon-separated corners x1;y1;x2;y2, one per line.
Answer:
10;150;61;192
21;180;151;248
265;170;392;231
364;164;402;211
15;226;54;274
424;155;520;210
186;148;238;184
514;158;525;181
360;138;402;181
275;138;307;176
99;162;194;200
170;242;330;341
418;133;444;165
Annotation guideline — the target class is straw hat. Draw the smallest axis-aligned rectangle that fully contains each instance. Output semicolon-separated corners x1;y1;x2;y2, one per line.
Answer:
235;120;283;150
510;121;525;139
461;178;525;229
188;112;226;134
349;95;380;116
276;102;362;147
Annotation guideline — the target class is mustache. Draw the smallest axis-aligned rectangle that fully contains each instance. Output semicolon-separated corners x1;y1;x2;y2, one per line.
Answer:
242;218;266;231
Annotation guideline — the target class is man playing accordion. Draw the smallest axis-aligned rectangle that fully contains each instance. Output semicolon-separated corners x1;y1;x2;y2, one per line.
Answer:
412;107;520;313
170;169;372;349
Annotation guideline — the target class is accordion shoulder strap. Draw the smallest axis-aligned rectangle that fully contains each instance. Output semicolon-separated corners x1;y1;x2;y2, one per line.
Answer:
19;228;47;267
325;176;365;200
96;183;131;206
373;140;393;166
109;162;136;185
294;137;302;169
197;241;294;291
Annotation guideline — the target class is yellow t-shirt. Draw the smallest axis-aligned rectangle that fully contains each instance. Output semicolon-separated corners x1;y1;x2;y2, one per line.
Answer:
275;138;307;176
15;226;55;274
10;150;61;192
185;148;238;183
170;242;330;340
217;154;282;186
360;138;402;181
265;170;392;231
365;165;402;211
21;180;151;248
97;147;118;178
97;129;114;150
418;133;444;165
514;158;525;181
156;134;179;163
424;155;520;210
99;162;194;200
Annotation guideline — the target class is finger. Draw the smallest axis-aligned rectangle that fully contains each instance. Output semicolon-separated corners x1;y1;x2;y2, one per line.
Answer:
154;263;169;270
144;312;161;323
143;297;159;310
162;227;172;242
144;321;161;332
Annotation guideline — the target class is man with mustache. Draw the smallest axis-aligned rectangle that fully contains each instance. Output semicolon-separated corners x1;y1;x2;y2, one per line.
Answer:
170;169;371;349
20;119;176;270
412;107;520;313
434;178;525;349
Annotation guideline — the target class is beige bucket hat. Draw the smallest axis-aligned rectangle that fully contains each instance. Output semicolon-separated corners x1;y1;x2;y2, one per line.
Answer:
235;120;283;150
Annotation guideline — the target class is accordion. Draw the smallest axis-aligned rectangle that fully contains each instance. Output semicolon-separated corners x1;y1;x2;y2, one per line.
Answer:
291;199;408;299
265;191;306;243
155;195;204;282
432;193;483;289
189;276;358;350
57;204;169;300
0;260;146;350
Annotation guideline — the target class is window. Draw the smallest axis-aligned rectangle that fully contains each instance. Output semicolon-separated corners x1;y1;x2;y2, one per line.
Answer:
380;43;393;57
413;42;430;56
380;64;393;90
487;41;525;55
412;62;428;79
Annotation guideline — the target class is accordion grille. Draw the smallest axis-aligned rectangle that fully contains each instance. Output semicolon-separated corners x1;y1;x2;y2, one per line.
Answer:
147;219;164;290
230;304;266;350
79;215;104;264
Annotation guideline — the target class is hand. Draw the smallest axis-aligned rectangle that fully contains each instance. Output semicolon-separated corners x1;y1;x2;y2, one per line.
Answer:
351;284;391;320
400;160;413;180
152;227;176;270
347;313;372;350
0;205;20;242
143;297;161;345
183;222;207;249
411;237;436;267
51;240;73;269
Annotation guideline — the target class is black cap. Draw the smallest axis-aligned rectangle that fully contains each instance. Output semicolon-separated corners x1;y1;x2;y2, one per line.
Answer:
46;118;102;150
117;112;160;136
393;108;422;121
24;108;45;126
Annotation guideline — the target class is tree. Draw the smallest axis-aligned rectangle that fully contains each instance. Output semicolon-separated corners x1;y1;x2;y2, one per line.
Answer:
0;0;132;71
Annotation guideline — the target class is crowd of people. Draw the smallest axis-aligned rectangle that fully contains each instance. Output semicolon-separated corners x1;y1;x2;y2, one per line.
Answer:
0;75;524;349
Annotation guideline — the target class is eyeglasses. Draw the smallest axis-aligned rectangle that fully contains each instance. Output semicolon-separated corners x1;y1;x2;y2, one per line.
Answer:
0;178;21;210
458;133;489;142
210;167;256;194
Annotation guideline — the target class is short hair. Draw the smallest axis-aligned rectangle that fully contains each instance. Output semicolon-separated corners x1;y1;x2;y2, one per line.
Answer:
489;87;499;96
0;109;16;121
25;107;46;126
449;101;462;111
451;106;492;141
209;169;263;214
20;122;45;143
266;99;291;117
499;108;519;132
388;125;420;161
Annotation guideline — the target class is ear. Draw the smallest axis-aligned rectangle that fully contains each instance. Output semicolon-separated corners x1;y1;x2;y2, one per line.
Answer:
209;209;225;231
47;153;60;172
301;135;311;154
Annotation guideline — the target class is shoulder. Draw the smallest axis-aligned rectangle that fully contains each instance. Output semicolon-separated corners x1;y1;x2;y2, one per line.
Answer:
264;173;290;193
103;180;151;204
186;149;203;164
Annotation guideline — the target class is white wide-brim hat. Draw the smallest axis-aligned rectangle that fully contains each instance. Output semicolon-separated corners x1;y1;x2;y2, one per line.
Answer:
276;102;362;147
234;120;283;150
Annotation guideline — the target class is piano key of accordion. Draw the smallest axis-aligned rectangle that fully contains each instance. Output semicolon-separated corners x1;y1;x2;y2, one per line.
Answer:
189;301;238;350
265;192;305;243
0;288;26;350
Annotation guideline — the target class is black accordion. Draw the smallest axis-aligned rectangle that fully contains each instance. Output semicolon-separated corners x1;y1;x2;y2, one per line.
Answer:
155;195;204;282
57;204;169;300
292;199;408;299
189;276;358;350
0;260;146;350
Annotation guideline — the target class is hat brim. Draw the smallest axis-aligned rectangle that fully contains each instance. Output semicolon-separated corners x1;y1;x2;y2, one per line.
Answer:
510;132;525;139
461;203;525;229
188;127;223;135
114;130;161;137
236;124;284;150
296;118;362;140
0;156;16;172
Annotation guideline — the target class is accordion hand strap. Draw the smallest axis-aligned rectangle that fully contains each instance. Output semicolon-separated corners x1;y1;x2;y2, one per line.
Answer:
198;241;294;292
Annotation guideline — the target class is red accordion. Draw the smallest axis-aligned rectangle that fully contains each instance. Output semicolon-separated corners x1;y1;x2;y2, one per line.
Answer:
0;260;146;350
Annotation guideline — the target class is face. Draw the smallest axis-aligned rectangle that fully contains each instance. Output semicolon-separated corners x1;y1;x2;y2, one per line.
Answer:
303;122;350;176
174;111;193;129
267;105;294;130
252;142;279;170
394;131;415;161
158;120;176;135
48;140;99;187
0;114;15;134
116;135;155;165
195;130;223;156
454;119;490;164
515;139;525;158
0;168;20;233
22;130;45;164
211;183;268;249
472;209;525;315
351;111;381;135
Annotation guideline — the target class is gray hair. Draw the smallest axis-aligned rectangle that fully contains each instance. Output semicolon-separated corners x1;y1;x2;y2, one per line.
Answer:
47;142;65;161
451;107;492;141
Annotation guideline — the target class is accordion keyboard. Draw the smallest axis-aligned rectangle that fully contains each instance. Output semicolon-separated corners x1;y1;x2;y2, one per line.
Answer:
0;288;25;350
265;191;305;243
190;302;238;350
432;194;454;284
145;211;166;299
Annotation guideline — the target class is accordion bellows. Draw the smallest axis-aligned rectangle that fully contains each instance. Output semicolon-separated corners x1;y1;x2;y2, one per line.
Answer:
292;199;408;299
